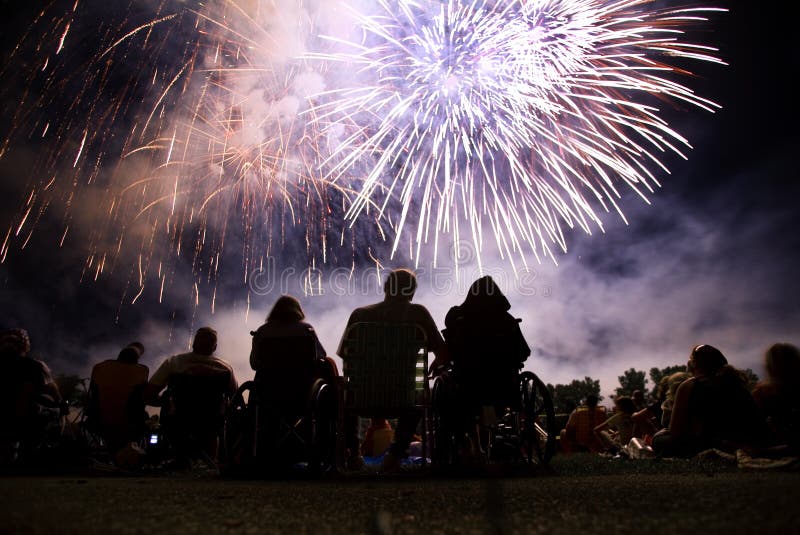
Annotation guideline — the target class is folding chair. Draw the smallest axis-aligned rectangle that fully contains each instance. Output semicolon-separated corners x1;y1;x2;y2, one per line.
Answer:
432;328;557;465
339;322;430;467
226;335;336;475
162;369;232;465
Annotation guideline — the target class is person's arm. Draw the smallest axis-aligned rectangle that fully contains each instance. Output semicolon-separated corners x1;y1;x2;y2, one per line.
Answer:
594;413;616;435
668;378;694;438
144;359;171;406
310;328;327;360
249;336;259;371
336;310;360;358
418;307;449;373
227;366;238;395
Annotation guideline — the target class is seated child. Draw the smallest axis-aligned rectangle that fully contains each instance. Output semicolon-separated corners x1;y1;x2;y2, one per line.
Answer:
594;396;636;454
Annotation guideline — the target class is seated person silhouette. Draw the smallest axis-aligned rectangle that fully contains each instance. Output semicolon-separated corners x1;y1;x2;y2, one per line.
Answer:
751;343;800;453
594;395;636;454
1;328;64;464
338;268;448;471
88;342;149;455
250;295;339;389
443;276;530;452
145;327;237;465
652;344;768;457
559;394;606;453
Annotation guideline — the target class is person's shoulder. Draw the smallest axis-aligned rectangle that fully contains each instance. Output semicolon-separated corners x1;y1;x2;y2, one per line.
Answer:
409;302;432;312
346;301;383;322
209;355;235;371
408;302;435;318
298;321;317;332
91;359;116;372
676;376;697;395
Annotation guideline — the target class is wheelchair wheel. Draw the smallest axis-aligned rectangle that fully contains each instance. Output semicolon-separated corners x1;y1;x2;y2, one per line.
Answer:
430;375;458;465
518;371;556;465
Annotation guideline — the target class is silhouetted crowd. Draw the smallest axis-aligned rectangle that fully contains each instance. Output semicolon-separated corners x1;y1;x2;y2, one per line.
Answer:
3;268;799;474
559;343;800;460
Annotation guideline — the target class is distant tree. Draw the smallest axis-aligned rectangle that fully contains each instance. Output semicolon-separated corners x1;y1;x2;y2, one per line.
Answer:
615;368;646;398
648;365;687;400
547;377;602;414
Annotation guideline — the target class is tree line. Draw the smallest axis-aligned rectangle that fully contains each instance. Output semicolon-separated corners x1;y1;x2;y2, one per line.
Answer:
546;364;760;414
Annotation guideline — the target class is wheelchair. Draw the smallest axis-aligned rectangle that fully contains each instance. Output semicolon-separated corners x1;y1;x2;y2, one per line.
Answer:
430;346;556;467
224;336;337;476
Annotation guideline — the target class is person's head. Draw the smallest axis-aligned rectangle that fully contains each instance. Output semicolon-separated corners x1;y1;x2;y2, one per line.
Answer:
666;371;691;401
462;275;511;312
632;390;645;405
656;375;671;401
688;344;727;376
0;328;31;358
764;343;800;386
192;327;218;355
267;295;305;323
127;342;145;356
614;396;636;415
383;269;417;301
117;346;141;364
584;393;599;408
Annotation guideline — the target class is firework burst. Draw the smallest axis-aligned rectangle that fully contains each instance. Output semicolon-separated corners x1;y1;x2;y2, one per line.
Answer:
308;0;725;270
0;0;724;312
0;1;380;311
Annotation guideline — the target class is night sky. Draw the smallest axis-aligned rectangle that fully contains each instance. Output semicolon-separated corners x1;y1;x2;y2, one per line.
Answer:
1;0;798;398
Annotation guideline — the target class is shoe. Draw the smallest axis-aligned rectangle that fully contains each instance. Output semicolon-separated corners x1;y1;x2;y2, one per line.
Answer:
380;452;401;473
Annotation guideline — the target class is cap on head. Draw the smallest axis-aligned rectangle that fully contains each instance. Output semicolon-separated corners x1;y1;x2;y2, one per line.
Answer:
384;269;417;300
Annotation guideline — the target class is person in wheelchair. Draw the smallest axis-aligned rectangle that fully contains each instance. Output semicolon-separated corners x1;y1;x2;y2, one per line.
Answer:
225;296;337;474
442;276;531;458
250;295;339;386
145;327;237;467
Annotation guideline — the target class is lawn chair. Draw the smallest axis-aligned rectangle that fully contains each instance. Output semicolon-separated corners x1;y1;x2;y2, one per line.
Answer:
339;322;429;467
432;327;557;466
161;368;232;466
225;335;336;476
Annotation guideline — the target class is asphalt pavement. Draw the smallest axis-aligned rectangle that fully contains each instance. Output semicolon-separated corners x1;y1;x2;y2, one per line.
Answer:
1;465;798;534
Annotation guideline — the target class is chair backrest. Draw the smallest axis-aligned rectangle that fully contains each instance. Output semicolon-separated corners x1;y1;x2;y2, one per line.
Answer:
572;406;606;446
167;368;232;429
252;335;318;412
89;360;148;431
340;322;428;414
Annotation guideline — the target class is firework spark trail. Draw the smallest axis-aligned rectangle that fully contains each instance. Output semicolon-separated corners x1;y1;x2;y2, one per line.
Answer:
307;0;725;270
0;0;724;313
1;0;378;309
